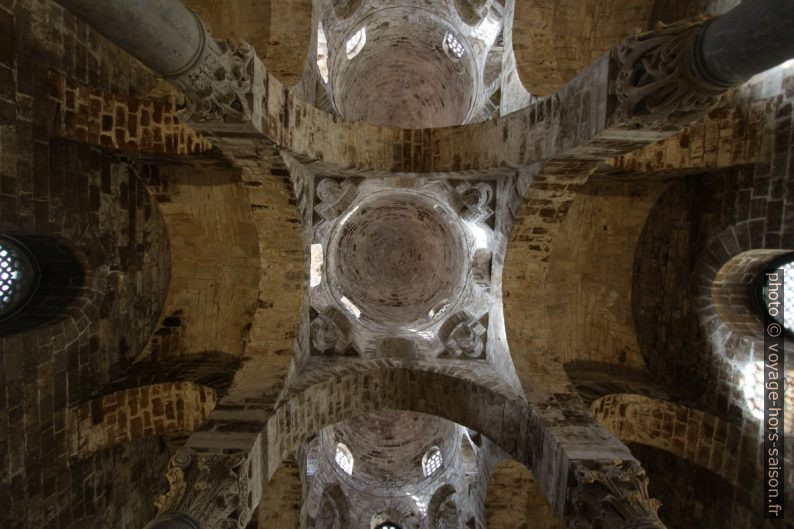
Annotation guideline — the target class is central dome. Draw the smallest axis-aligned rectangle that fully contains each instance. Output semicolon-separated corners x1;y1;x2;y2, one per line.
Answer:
330;8;478;128
325;411;459;487
327;191;468;328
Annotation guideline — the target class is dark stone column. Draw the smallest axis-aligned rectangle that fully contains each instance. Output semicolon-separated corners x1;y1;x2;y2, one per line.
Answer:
53;0;206;77
697;0;794;88
53;0;265;132
614;0;794;125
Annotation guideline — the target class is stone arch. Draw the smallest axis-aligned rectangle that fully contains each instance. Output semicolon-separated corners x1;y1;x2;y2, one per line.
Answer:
101;352;241;397
484;460;563;529
590;394;747;486
503;165;670;399
564;361;675;406
257;52;615;172
265;367;531;482
66;382;216;459
316;483;350;529
138;163;260;361
427;484;459;529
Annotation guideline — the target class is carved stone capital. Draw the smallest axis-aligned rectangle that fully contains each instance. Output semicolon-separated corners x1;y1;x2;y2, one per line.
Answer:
614;18;726;125
568;460;666;529
148;448;256;529
172;33;261;127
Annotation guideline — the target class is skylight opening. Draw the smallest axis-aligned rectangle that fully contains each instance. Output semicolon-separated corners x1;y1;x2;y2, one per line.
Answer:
306;457;318;476
346;27;367;60
0;237;36;320
471;13;501;47
335;443;354;475
340;296;361;318
467;223;490;249
444;32;465;60
310;244;324;288
741;361;792;423
422;446;443;477
317;22;330;83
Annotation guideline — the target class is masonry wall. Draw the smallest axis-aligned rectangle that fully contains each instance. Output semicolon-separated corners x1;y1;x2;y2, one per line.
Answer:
0;1;178;527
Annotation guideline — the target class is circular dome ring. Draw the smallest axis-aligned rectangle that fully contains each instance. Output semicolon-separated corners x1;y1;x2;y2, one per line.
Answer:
326;191;469;331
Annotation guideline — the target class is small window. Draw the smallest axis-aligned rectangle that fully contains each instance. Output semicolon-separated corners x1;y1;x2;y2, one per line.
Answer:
340;295;361;318
0;237;37;321
376;524;402;529
443;32;465;60
756;254;794;333
422;446;443;477
306;456;318;476
346;27;367;60
317;23;330;83
335;443;354;475
310;244;324;288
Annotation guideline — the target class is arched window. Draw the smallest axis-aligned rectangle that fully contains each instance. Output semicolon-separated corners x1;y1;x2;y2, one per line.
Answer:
741;360;793;424
0;236;38;321
335;442;354;475
346;27;366;60
317;22;330;83
0;235;84;336
443;32;465;60
755;253;794;333
376;523;402;529
422;446;443;477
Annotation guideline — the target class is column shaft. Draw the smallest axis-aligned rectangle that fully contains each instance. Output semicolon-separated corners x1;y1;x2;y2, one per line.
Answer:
698;0;794;87
54;0;205;77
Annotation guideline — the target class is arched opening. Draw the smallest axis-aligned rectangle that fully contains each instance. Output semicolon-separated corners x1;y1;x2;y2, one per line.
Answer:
0;235;85;336
422;446;444;477
428;484;459;529
334;442;354;475
0;236;39;321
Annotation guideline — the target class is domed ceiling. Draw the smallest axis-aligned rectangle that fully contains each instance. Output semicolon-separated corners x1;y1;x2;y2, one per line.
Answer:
307;177;500;360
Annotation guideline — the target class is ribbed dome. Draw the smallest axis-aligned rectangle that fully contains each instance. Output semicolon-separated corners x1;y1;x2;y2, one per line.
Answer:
330;7;477;128
326;191;468;329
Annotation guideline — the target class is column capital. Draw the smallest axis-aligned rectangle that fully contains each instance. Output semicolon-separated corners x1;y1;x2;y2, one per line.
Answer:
171;38;264;132
613;17;725;125
148;448;258;529
567;459;665;529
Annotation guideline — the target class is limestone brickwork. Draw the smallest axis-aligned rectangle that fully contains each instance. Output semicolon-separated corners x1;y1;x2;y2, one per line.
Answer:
67;382;216;459
51;75;212;155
